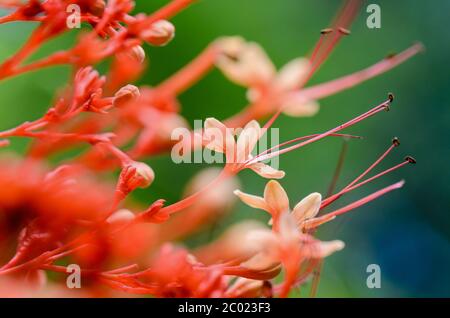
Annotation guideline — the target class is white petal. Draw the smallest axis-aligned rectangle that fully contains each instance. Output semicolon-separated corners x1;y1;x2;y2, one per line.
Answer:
248;162;285;179
315;240;345;258
236;120;261;163
292;192;322;224
240;230;280;272
204;117;235;155
263;180;289;215
234;190;268;211
240;253;280;272
278;212;300;245
275;58;310;92
215;37;276;87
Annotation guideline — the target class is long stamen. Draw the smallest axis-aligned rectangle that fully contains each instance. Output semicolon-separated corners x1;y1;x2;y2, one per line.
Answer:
309;29;332;64
343;159;413;193
248;98;390;164
323;157;414;208
301;0;361;86
292;43;424;102
325;180;405;218
321;136;400;208
256;133;360;160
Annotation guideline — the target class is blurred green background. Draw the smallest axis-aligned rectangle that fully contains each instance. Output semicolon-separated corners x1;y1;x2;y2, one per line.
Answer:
0;0;449;297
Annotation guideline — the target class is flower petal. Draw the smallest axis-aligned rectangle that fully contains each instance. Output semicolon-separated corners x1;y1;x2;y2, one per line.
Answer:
278;212;300;245
248;162;285;179
313;240;345;258
234;190;268;211
263;180;289;216
236;120;261;163
204;117;235;155
292;192;322;224
275;58;310;92
282;97;320;117
240;230;280;272
215;37;276;87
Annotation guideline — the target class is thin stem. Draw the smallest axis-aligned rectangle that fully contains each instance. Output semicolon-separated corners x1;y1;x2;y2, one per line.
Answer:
156;44;219;96
147;0;196;24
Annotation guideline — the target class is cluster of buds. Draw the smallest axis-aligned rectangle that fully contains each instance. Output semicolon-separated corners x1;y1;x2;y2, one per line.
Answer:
0;0;422;297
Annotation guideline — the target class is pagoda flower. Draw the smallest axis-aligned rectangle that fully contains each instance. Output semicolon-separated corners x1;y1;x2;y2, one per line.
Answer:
216;36;319;117
213;36;423;126
234;135;416;232
209;214;344;297
199;117;285;179
234;180;334;231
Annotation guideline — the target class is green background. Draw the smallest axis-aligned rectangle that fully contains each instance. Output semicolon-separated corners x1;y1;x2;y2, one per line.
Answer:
0;0;449;297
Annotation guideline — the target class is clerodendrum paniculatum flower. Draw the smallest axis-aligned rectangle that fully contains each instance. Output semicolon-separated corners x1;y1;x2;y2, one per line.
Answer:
0;0;420;297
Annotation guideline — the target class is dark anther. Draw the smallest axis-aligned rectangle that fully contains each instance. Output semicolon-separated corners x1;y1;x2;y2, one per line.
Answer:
338;27;351;35
405;156;417;164
222;52;240;62
386;52;397;59
320;28;333;34
388;93;395;102
392;137;400;147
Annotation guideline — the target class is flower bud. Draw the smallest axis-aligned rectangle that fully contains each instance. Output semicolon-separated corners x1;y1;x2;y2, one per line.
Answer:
107;209;135;225
113;85;140;108
131;161;155;189
128;45;146;64
140;20;175;46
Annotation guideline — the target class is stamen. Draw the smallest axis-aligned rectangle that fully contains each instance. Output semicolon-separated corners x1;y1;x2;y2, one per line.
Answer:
310;29;333;65
249;99;390;164
392;136;400;147
326;180;405;218
300;0;361;87
321;139;399;208
320;28;334;34
327;160;412;200
404;156;417;164
293;44;424;102
338;27;351;35
388;92;395;103
255;133;360;160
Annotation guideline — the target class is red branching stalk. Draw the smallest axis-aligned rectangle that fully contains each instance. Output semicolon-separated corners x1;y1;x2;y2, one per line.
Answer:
0;0;421;298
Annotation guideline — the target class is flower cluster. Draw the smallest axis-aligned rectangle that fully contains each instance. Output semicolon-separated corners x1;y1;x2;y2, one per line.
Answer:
0;0;421;297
